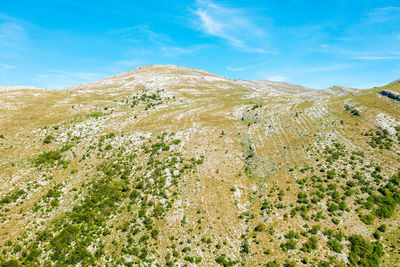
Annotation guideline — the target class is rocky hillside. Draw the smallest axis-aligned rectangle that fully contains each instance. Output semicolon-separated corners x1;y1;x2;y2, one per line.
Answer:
0;65;400;266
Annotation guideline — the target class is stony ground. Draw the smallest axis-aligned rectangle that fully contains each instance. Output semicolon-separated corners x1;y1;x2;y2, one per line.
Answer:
0;65;399;266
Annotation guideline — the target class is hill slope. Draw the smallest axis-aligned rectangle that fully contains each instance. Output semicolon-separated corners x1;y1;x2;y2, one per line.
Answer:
0;65;400;266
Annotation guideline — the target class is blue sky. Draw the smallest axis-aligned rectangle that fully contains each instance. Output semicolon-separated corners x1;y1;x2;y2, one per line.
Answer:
0;0;399;89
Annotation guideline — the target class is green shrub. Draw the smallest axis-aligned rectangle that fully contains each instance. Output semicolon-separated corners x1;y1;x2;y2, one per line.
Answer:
87;112;103;118
241;241;250;254
327;170;336;179
348;235;383;266
0;189;26;206
359;214;374;225
297;192;309;204
215;254;237;266
377;224;387;233
32;146;70;167
151;229;159;239
327;239;343;253
310;225;320;235
284;260;296;267
285;230;300;239
327;204;338;213
254;223;266;232
281;239;297;251
331;218;340;225
3;259;20;267
265;260;279;267
301;236;318;252
43;135;55;144
261;200;272;210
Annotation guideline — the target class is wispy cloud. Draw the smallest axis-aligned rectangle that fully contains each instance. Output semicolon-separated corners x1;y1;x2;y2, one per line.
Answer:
0;22;27;47
314;6;400;63
0;14;29;54
0;63;14;70
112;24;209;58
350;55;400;60
112;25;171;45
366;6;400;24
192;0;270;53
159;45;206;56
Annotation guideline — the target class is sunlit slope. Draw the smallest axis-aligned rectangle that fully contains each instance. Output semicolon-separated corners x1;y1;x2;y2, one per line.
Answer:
0;65;399;266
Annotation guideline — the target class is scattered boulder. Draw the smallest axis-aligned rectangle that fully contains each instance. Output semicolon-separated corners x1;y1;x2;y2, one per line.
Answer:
344;103;354;110
344;104;361;116
242;113;263;122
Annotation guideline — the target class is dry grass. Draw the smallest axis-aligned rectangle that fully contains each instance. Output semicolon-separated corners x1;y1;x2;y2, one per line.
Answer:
0;66;399;266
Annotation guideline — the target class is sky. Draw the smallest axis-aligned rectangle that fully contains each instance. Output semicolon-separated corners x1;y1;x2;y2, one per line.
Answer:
0;0;399;89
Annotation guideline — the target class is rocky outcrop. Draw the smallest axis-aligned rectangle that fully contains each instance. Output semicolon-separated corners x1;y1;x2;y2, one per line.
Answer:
242;113;263;122
380;90;400;101
344;103;361;116
344;103;354;110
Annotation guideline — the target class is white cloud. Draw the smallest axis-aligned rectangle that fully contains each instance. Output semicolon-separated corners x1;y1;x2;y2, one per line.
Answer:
0;14;32;67
112;25;172;46
112;25;209;58
159;43;211;57
0;20;28;52
367;6;400;23
350;56;400;60
0;63;14;70
192;0;270;53
0;22;25;42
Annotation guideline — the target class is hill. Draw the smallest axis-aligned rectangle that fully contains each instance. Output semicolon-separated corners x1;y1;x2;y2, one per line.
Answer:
0;65;399;266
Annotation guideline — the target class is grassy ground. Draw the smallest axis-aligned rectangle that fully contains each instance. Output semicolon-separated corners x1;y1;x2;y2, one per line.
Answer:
0;65;399;266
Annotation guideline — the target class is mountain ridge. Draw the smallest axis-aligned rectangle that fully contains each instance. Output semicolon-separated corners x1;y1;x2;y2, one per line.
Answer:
0;65;399;266
3;64;390;93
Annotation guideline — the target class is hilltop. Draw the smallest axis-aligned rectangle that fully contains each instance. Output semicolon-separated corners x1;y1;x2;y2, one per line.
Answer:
0;65;400;266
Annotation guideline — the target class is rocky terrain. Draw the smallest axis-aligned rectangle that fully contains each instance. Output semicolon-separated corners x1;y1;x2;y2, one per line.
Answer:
0;65;399;266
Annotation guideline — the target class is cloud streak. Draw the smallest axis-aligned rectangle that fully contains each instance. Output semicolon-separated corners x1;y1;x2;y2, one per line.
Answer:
350;55;400;60
112;24;210;58
0;14;29;53
112;25;172;46
192;0;270;53
366;6;400;24
0;22;26;47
